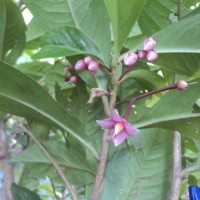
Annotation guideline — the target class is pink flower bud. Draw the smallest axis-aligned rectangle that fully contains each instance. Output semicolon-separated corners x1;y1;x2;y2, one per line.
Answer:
75;60;86;71
84;56;93;65
88;61;99;74
176;80;188;90
123;52;138;66
143;37;156;51
137;50;147;59
69;76;78;83
146;50;158;62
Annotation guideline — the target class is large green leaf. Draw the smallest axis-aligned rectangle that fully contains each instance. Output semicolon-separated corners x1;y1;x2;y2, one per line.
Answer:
100;129;172;200
66;0;111;64
55;81;105;155
134;82;200;138
0;61;98;158
33;26;102;59
154;14;200;53
25;0;111;63
104;0;146;57
0;0;26;63
155;53;200;79
10;141;95;185
11;183;41;200
138;0;177;36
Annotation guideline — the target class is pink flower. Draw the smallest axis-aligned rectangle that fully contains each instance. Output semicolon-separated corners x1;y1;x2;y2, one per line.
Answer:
123;52;138;66
96;109;140;146
75;60;87;70
143;37;156;51
146;50;158;62
88;60;99;74
137;50;147;59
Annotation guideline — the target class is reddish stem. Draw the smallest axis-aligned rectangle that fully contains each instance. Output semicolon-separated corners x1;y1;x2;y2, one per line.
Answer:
123;99;135;120
99;62;112;73
118;65;132;81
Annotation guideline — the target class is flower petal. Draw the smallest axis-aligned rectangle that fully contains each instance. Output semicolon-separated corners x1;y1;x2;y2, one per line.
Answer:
111;109;123;122
96;119;115;129
124;123;140;136
111;130;128;146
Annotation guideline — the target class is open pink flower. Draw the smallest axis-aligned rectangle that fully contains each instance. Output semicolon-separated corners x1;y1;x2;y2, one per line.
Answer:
96;109;140;146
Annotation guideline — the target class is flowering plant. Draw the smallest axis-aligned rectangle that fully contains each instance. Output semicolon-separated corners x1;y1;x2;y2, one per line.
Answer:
0;1;199;200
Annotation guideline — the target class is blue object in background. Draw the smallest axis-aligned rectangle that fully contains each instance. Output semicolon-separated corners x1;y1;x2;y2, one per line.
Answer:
189;186;200;200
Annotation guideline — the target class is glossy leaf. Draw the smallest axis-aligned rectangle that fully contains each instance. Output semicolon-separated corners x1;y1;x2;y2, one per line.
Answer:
104;0;146;57
100;129;172;200
0;61;98;158
33;26;102;59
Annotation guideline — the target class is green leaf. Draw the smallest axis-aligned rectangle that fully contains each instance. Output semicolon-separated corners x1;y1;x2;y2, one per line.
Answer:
138;0;177;35
25;0;111;63
154;14;200;53
104;0;146;57
33;26;102;59
0;61;98;158
66;0;111;64
10;141;95;185
0;0;6;59
55;81;105;155
121;69;166;89
0;0;26;63
11;183;41;200
100;129;172;200
155;53;200;79
134;82;200;138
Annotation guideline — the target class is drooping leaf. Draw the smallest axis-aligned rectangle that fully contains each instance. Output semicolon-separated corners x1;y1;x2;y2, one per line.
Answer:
33;26;102;59
100;129;172;200
104;0;147;57
0;61;98;158
11;183;41;200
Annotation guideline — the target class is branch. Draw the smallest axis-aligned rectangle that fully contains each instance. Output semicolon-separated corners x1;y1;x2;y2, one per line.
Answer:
19;124;79;200
91;129;110;200
0;120;14;200
168;131;182;200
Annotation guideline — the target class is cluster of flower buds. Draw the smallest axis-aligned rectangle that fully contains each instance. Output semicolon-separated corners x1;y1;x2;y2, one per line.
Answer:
123;37;158;66
75;56;99;74
64;66;79;83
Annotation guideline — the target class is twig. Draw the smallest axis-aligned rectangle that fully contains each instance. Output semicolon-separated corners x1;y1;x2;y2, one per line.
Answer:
0;120;14;200
168;131;182;200
19;124;79;200
91;129;110;200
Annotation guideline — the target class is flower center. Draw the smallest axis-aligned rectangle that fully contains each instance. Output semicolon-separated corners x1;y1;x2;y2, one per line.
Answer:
114;123;124;135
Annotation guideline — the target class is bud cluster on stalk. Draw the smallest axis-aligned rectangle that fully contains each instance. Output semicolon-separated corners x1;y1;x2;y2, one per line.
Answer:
63;36;190;147
123;37;158;66
75;56;99;74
